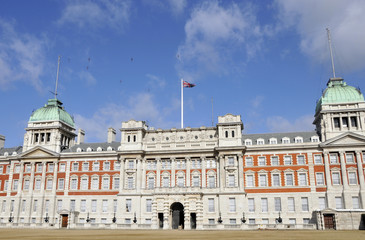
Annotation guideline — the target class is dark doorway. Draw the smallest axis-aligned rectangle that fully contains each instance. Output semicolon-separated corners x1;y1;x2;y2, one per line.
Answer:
360;214;365;230
190;213;196;229
61;214;68;228
324;214;335;229
158;213;164;229
171;202;184;229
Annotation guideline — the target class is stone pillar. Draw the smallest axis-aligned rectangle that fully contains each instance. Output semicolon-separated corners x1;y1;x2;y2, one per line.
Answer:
156;158;161;188
141;158;146;189
201;157;206;188
163;201;170;229
27;162;36;223
171;158;176;187
64;160;71;196
356;151;365;208
119;158;124;191
15;163;25;222
51;161;58;224
184;199;190;229
219;156;225;190
136;158;142;191
186;157;191;187
323;152;332;208
238;154;244;191
339;151;349;189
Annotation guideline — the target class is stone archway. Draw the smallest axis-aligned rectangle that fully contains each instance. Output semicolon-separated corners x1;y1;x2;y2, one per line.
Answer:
170;202;184;229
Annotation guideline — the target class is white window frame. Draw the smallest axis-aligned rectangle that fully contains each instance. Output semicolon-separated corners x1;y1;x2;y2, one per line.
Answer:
271;156;279;166
314;155;322;164
258;157;266;166
316;172;325;185
259;174;267;187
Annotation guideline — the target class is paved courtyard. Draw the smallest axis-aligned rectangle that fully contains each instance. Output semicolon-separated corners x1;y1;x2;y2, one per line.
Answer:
0;229;364;240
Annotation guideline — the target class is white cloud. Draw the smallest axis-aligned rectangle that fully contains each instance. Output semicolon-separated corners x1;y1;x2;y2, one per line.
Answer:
276;0;365;73
74;93;178;142
146;74;166;88
266;114;314;133
79;71;97;86
251;95;264;108
168;0;187;15
0;19;47;91
176;1;264;80
58;0;131;32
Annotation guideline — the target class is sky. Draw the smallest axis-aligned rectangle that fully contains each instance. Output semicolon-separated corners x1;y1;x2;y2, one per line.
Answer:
1;0;365;148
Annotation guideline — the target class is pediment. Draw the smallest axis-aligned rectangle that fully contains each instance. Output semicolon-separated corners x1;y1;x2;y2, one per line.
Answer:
19;146;59;159
320;132;365;147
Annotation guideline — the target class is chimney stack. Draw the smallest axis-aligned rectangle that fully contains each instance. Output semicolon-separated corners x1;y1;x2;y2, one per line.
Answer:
0;135;5;149
107;127;116;143
77;129;85;145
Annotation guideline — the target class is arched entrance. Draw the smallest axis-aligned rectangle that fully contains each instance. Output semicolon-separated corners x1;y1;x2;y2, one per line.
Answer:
170;202;184;229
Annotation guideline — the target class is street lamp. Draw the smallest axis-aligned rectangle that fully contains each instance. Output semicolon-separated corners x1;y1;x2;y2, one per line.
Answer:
217;212;223;224
133;212;137;223
112;212;117;223
86;212;90;223
241;212;246;223
8;213;13;223
44;213;49;223
276;212;282;224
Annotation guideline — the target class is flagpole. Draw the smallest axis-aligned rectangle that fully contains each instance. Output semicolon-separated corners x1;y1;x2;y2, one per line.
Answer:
181;78;184;128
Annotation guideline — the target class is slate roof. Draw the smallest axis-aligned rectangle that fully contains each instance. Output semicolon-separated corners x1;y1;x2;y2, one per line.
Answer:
63;141;120;153
0;146;23;156
242;131;319;145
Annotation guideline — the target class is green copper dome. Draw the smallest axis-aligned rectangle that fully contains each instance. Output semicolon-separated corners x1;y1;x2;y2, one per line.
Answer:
29;98;75;127
316;78;364;112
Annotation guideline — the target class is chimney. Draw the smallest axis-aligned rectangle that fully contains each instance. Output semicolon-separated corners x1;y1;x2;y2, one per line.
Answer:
77;129;85;144
0;135;5;149
107;127;116;143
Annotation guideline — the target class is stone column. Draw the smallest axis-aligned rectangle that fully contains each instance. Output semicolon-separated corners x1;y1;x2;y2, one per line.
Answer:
64;160;71;196
39;162;47;224
51;160;58;223
15;163;25;222
201;157;206;188
323;151;332;209
163;201;170;229
356;151;365;209
184;199;190;229
219;156;225;190
28;162;36;223
171;158;176;187
339;151;349;189
186;157;191;187
156;158;161;188
136;157;142;191
238;154;244;191
119;158;124;191
141;158;146;189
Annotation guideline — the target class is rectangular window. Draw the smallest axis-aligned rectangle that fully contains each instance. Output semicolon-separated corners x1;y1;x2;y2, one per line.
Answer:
258;157;266;166
208;219;215;225
114;178;120;190
332;172;341;185
46;178;53;190
272;174;280;187
261;198;268;212
288;197;295;212
335;196;343;209
262;218;269;224
10;200;14;212
125;219;131;224
318;197;327;210
230;219;236;224
346;153;354;163
228;175;235;187
72;162;79;171
82;162;89;171
1;200;6;212
128;160;134;169
102;200;108;212
146;199;152;212
246;175;254;187
289;218;296;224
4;180;8;191
58;178;65;190
274;197;281;212
25;164;31;173
330;154;338;164
33;199;38;212
284;156;292;165
102;177;109;190
70;200;76;211
245;157;253;167
248;198;255;212
229;198;236;212
22;200;26;212
6;165;10;174
114;161;121;170
57;200;62;212
59;163;66;172
148;177;155;189
228;157;234;166
301;197;309;211
81;178;88;190
348;172;357;185
286;173;294;186
342;117;348;127
113;199;117;213
163;177;169;187
350;116;358;127
80;200;86;212
48;163;54;172
303;218;310;224
208;176;215;188
127;177;134;189
126;199;132;212
91;199;97;212
13;179;18;191
35;179;41;190
0;166;3;173
14;165;20;173
334;117;340;128
104;162;110;170
271;156;279;166
298;173;307;186
192;176;199;187
297;155;305;165
36;164;42;172
93;162;100;171
71;178;77;190
352;196;360;209
208;198;214;212
314;155;322;164
249;219;256;224
91;178;99;190
259;175;267;187
316;173;324;185
177;177;184;187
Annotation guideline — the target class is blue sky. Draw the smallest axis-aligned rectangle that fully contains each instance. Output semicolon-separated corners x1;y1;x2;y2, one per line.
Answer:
1;0;365;147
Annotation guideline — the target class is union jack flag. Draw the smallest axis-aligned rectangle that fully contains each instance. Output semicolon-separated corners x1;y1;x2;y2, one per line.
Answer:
183;80;195;88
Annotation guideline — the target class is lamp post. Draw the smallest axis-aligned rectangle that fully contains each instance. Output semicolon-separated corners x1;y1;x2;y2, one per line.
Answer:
217;212;222;224
276;212;282;224
44;213;49;223
133;212;137;223
8;212;13;223
241;212;246;223
112;212;117;223
86;212;90;223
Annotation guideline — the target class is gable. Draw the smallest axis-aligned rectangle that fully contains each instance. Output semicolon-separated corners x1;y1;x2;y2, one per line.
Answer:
321;132;365;147
20;146;58;159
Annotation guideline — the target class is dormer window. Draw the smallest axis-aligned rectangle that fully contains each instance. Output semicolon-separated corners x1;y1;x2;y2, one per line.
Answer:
295;137;303;143
257;138;264;145
311;136;319;142
245;139;252;146
269;138;277;144
282;137;290;144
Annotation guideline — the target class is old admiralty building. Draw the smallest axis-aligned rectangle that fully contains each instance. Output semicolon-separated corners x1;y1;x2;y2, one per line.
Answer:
0;77;365;230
